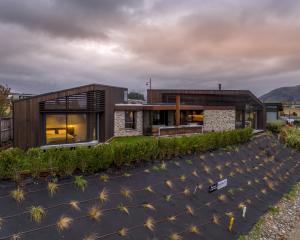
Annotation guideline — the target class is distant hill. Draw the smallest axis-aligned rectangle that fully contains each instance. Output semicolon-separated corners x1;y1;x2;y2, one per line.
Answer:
260;85;300;103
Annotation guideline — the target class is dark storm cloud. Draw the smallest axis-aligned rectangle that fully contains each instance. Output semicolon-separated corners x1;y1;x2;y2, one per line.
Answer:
0;0;141;40
0;0;300;96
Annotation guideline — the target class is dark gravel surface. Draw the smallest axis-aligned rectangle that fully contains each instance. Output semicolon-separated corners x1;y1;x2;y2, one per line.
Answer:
0;134;299;240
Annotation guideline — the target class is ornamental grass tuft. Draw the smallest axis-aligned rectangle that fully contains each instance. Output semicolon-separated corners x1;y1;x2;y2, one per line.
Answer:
74;176;87;191
29;206;45;223
47;181;58;197
10;188;25;203
57;215;73;231
144;217;155;231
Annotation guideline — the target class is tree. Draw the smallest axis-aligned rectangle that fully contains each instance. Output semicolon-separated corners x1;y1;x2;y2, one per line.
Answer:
0;85;11;117
128;92;145;100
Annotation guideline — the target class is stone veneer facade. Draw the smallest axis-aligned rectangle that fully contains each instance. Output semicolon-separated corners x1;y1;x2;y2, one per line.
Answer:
114;111;143;137
203;109;236;132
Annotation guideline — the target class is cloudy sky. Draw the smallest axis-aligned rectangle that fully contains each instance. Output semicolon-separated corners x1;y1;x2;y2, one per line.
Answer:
1;0;300;96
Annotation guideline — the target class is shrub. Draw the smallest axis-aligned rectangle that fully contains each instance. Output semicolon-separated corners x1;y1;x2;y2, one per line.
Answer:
267;120;285;133
0;128;252;180
26;148;45;179
0;148;25;181
281;127;300;150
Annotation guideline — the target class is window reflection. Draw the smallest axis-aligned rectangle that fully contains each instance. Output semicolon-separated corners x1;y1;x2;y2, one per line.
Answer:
45;114;87;144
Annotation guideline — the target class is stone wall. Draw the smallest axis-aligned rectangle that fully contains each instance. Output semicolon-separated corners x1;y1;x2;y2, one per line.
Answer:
203;109;236;132
114;111;143;137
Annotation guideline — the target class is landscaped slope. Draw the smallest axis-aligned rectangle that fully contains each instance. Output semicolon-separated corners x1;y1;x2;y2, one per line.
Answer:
0;134;299;240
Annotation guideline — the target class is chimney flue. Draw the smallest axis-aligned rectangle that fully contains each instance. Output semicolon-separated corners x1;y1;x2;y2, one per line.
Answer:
218;84;222;90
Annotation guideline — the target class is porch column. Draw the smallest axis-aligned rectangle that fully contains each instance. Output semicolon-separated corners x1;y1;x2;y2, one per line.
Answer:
175;95;180;126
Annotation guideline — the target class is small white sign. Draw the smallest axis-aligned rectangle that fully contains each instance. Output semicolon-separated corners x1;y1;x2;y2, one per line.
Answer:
217;179;228;190
242;206;247;218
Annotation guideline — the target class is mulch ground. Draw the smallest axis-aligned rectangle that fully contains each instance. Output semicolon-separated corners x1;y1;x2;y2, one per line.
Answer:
0;133;300;240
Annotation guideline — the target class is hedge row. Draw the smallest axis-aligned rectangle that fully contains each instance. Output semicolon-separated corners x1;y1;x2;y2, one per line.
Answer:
0;128;252;180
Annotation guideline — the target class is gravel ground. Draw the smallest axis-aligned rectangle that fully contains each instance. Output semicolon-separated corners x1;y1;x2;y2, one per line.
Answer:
243;183;300;240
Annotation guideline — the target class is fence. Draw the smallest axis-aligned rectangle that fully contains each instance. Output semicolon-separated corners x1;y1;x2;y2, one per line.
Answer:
0;117;12;147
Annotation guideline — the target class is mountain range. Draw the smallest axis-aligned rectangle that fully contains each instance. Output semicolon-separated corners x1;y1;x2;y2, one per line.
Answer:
259;85;300;103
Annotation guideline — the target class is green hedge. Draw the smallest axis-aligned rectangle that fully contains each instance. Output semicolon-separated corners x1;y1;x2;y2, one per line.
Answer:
0;128;252;180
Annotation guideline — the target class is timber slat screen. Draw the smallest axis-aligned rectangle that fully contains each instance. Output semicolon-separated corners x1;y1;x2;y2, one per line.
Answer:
0;117;13;147
39;90;105;113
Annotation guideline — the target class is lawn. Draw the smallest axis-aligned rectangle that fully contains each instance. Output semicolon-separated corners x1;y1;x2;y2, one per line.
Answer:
0;134;300;239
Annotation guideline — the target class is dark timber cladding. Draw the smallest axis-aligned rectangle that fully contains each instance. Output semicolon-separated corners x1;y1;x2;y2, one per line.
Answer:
13;84;127;149
147;89;266;129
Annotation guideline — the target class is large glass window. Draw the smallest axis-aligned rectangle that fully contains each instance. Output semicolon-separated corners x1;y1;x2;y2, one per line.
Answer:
45;114;87;144
125;111;136;129
180;110;204;125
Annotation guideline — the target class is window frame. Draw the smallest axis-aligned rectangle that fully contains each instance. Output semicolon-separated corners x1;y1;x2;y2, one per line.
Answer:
124;111;137;129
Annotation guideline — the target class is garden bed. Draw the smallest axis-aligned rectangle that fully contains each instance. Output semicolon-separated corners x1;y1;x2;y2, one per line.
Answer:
0;133;300;239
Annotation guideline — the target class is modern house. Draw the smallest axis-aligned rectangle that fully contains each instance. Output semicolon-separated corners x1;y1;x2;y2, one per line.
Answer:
13;84;265;149
114;89;265;137
13;84;127;149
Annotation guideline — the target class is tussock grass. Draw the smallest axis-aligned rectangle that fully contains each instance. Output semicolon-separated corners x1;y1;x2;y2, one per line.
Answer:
29;206;45;223
118;204;130;215
169;233;182;240
218;194;227;202
88;206;102;221
167;215;177;222
99;174;109;182
165;195;172;202
145;186;154;193
120;187;132;199
57;215;73;231
238;202;246;209
74;176;87;191
212;214;220;225
179;175;186;182
118;227;128;237
183;187;190;196
188;225;200;234
186;205;195;216
99;188;109;203
192;170;198;177
203;165;210;174
69;200;80;211
165;180;173;189
10;188;25;203
144;217;155;231
142;203;156;211
47;182;58;197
